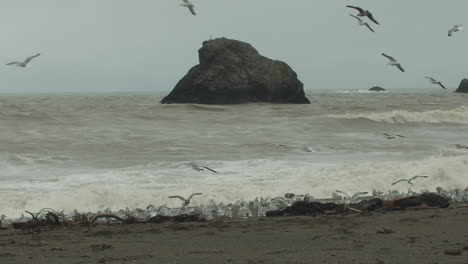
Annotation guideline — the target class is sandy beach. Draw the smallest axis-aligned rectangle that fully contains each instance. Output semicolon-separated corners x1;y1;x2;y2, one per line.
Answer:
0;207;467;264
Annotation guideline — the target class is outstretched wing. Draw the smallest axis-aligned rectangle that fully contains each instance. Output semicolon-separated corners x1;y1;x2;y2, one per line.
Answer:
396;64;405;72
346;5;365;13
425;77;436;82
382;53;396;62
349;14;362;22
202;166;217;173
24;53;40;65
168;195;186;201
351;192;368;200
6;62;21;65
188;6;196;15
188;193;203;200
366;11;380;25
411;175;429;180
364;23;375;32
438;82;446;89
392;179;407;185
335;190;350;198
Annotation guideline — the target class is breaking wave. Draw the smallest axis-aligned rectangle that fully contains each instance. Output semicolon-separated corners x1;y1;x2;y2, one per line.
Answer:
0;155;467;218
326;106;468;124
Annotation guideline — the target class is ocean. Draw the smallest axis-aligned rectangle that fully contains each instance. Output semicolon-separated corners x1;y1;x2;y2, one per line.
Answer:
0;89;467;218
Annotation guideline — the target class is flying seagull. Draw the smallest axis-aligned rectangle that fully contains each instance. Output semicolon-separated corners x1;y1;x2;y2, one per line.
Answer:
382;53;405;72
6;54;41;67
383;133;406;140
392;175;429;186
168;193;203;207
346;5;379;25
189;163;218;173
180;0;196;15
448;24;462;37
425;77;446;89
335;190;368;200
349;14;375;32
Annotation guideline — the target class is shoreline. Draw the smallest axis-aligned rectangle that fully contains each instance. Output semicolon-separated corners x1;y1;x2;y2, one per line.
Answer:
0;207;467;264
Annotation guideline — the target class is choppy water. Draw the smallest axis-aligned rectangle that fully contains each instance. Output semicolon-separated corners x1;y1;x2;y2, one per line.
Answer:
0;89;467;217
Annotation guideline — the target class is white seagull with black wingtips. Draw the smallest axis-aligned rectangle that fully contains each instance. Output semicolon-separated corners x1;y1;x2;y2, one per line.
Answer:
382;53;405;72
425;77;446;90
346;5;380;25
349;14;375;32
180;0;196;15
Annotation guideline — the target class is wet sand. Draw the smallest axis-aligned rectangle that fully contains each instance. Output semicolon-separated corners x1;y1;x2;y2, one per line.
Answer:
0;207;467;264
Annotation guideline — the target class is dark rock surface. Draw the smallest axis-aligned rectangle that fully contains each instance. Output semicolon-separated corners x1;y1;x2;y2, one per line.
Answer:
455;78;468;93
369;86;386;92
161;38;310;104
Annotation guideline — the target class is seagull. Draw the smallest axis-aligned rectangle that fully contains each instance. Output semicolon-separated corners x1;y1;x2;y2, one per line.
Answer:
425;77;446;90
189;163;218;173
6;53;41;67
168;193;203;207
382;53;405;72
383;133;406;139
335;190;368;200
346;5;380;25
448;24;462;37
180;0;196;15
349;14;375;32
392;175;429;186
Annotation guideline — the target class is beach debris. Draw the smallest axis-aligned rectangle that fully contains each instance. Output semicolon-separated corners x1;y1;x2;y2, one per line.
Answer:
376;228;395;234
383;133;406;140
383;193;450;210
188;163;218;173
392;175;429;186
91;244;113;252
168;193;203;207
444;249;462;256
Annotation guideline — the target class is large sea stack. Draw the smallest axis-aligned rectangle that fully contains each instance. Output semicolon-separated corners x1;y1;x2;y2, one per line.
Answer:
455;78;468;93
161;38;310;104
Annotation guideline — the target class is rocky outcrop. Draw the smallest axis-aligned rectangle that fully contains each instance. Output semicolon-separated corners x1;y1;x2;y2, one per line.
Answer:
455;78;468;93
161;38;310;104
369;86;386;92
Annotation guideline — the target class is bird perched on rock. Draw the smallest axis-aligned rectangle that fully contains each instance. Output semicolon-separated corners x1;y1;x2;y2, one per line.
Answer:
168;193;203;207
392;175;429;186
346;5;380;25
6;53;41;68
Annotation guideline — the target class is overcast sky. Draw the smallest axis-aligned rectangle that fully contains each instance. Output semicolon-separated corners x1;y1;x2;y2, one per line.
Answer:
1;0;467;93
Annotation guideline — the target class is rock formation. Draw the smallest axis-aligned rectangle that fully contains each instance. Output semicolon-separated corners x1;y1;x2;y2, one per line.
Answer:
369;86;386;92
455;78;468;93
161;38;310;104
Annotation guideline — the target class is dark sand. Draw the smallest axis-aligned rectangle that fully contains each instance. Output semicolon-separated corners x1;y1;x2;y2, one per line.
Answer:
0;208;467;264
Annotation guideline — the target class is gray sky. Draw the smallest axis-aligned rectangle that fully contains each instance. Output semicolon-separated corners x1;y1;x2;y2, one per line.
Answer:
1;0;467;93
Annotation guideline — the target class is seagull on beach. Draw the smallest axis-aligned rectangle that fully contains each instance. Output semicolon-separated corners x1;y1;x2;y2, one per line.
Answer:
180;0;196;15
168;193;203;207
346;5;380;25
349;14;375;32
382;53;405;72
425;77;446;90
335;190;368;201
383;133;406;140
6;53;41;67
392;175;429;186
448;24;462;37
